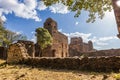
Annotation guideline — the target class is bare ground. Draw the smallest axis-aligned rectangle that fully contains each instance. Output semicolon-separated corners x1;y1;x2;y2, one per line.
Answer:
0;60;119;80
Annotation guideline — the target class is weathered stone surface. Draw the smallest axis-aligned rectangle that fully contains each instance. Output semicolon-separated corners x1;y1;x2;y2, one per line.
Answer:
23;57;120;72
38;18;69;57
69;37;95;57
84;49;120;57
17;40;35;57
7;43;29;63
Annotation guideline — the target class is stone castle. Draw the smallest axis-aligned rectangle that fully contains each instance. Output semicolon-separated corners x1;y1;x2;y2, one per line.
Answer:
69;37;94;57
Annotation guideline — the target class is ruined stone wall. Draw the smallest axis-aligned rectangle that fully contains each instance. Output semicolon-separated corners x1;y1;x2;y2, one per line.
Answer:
84;49;120;57
18;40;35;57
69;37;94;57
22;57;120;72
7;43;29;63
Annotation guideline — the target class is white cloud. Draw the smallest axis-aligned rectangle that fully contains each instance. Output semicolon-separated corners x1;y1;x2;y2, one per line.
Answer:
99;36;118;41
30;35;36;43
1;15;6;21
37;1;47;11
0;0;41;21
117;0;120;7
49;2;69;14
75;22;79;26
0;0;70;21
15;31;22;35
31;31;35;34
58;29;63;32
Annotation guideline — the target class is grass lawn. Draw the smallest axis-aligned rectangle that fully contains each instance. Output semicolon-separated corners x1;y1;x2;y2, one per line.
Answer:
0;59;119;80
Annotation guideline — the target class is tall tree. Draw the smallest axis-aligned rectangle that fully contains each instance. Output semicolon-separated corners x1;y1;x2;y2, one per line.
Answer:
42;0;112;22
0;19;6;46
35;27;52;56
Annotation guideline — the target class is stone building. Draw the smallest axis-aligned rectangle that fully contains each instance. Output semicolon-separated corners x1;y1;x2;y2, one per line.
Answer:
69;37;94;57
39;18;69;57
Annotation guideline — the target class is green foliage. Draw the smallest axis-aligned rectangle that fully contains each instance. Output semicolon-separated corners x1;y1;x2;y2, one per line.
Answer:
42;0;112;23
35;27;53;50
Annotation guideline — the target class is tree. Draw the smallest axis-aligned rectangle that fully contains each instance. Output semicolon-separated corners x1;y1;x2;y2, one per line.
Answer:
3;30;27;47
35;27;53;56
0;19;7;46
42;0;112;23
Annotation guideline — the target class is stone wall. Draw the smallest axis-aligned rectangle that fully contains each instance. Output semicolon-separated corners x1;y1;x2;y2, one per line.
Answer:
20;57;120;72
69;37;94;57
84;49;120;57
7;43;29;63
18;40;35;57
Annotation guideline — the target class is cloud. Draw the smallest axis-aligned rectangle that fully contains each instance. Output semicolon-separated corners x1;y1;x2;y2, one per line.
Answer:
99;36;118;41
0;0;70;21
49;2;69;14
75;22;79;26
0;0;40;21
31;31;35;34
37;1;47;11
31;35;36;43
58;29;63;32
117;0;120;7
0;15;6;21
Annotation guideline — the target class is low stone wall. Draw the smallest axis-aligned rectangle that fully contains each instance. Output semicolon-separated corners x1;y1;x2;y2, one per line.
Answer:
20;57;120;72
83;49;120;57
70;49;120;57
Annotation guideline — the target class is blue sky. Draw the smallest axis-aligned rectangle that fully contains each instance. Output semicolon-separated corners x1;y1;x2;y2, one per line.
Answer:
0;0;120;50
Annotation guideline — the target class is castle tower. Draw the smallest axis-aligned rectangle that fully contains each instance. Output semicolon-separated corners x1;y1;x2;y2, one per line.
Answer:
88;40;93;51
44;18;58;35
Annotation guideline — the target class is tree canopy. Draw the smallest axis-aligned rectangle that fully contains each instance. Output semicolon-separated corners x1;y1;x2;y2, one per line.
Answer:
35;27;53;50
42;0;112;23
